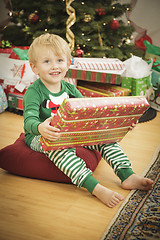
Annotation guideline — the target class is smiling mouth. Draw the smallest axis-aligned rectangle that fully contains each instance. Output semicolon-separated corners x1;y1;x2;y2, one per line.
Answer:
50;71;61;76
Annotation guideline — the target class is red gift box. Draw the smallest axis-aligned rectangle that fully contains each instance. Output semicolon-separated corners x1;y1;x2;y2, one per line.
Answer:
40;96;149;150
77;81;129;97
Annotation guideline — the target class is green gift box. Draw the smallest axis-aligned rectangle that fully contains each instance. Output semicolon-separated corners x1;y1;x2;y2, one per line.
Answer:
121;75;152;96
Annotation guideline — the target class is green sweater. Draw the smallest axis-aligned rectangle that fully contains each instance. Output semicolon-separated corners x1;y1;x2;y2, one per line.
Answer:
23;78;83;147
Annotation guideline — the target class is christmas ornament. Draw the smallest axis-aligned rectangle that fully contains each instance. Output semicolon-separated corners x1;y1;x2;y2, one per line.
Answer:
109;19;119;30
14;11;19;17
28;13;39;24
96;8;106;15
76;47;84;57
135;34;152;51
19;10;24;15
66;0;76;51
83;14;91;23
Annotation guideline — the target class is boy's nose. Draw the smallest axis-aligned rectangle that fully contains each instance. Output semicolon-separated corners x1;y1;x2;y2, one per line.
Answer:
51;62;58;69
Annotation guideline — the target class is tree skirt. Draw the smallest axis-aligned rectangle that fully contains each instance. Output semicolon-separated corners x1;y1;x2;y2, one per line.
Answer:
101;144;160;240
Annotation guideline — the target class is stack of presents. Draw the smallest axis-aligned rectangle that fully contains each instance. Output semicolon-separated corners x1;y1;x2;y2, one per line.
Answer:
0;41;159;149
1;41;160;114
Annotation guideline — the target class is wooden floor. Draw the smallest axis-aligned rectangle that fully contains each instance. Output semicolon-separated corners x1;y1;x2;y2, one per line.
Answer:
0;110;160;240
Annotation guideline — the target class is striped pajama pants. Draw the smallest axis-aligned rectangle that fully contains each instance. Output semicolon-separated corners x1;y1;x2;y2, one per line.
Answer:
30;136;133;191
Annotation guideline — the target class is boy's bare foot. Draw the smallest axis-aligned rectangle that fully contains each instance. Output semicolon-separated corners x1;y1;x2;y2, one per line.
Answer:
92;184;124;208
121;174;154;191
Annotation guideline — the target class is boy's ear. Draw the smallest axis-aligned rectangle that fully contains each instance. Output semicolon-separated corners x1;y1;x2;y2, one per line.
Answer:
30;63;39;75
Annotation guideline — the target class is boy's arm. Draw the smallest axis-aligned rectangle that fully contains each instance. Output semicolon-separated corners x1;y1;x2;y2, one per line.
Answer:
23;87;42;135
23;87;61;140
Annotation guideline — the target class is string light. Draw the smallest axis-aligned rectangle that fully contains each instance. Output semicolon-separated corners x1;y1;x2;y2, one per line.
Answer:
9;11;12;16
126;38;131;44
45;28;48;32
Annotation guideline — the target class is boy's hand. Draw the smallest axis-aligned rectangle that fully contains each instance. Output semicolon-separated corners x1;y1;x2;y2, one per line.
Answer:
38;117;61;141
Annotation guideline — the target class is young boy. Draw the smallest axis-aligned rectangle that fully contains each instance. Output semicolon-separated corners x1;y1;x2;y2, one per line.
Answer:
23;33;153;208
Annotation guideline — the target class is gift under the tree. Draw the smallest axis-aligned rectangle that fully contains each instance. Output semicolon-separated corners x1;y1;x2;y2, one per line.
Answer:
121;56;152;96
0;54;37;95
77;81;129;97
0;46;29;59
66;66;122;84
121;75;151;96
149;70;160;111
40;96;149;151
144;41;160;62
74;58;125;71
0;85;8;113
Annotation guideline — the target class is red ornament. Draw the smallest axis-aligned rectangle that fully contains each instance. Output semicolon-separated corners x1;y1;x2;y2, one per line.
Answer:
76;47;84;57
135;34;152;51
96;8;106;16
28;13;39;24
109;19;119;30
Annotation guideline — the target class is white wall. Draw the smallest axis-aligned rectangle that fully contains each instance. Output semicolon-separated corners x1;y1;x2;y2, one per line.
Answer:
129;0;160;47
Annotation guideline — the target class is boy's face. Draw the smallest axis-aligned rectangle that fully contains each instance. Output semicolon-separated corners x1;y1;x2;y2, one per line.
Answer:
30;46;69;91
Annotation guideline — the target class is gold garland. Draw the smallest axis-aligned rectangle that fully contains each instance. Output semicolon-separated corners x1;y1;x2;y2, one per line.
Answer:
66;0;76;51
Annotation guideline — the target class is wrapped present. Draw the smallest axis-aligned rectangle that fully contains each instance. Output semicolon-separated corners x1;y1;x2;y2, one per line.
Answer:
7;92;24;111
121;55;152;96
0;47;13;55
66;66;122;84
77;81;129;97
0;54;38;95
149;70;160;111
0;85;8;113
40;96;149;150
121;75;152;96
74;58;125;71
0;46;29;58
144;41;160;61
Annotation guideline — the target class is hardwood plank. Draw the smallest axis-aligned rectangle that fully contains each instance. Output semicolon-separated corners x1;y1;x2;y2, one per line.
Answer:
0;111;160;240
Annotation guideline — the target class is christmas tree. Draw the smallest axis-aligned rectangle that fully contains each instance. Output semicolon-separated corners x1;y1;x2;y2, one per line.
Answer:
1;0;143;60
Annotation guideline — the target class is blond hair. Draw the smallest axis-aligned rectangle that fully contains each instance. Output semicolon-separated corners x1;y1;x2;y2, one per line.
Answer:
28;33;71;64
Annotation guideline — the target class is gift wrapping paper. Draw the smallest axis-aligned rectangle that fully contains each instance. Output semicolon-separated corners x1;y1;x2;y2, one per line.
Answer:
121;75;151;96
74;58;125;71
40;96;149;150
66;66;121;84
0;54;38;95
77;81;129;97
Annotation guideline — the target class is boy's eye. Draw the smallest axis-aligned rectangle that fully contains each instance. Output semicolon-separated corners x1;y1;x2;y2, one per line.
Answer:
58;59;63;62
44;60;49;63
